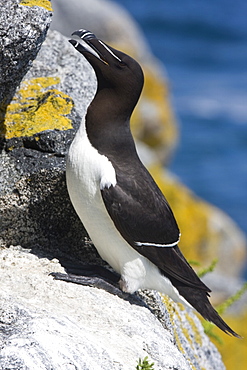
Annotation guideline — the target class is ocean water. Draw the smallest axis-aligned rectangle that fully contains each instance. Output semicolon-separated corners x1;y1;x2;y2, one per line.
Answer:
115;1;247;247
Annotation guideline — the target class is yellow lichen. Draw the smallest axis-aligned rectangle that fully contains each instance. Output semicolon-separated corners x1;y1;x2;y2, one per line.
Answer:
20;0;52;11
161;295;185;353
161;295;199;370
185;312;203;347
1;77;74;139
162;295;206;370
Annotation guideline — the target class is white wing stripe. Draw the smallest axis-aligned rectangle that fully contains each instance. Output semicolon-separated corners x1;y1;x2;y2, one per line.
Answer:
135;234;181;248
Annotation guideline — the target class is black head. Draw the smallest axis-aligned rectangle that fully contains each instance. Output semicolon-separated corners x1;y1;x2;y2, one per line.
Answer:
69;29;144;119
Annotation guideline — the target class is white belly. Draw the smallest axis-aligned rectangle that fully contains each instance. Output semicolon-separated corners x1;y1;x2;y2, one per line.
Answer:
66;122;142;281
66;122;190;305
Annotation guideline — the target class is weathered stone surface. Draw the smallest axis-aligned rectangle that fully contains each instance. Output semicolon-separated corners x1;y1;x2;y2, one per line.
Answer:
0;30;97;259
0;246;225;370
0;0;52;120
1;28;96;156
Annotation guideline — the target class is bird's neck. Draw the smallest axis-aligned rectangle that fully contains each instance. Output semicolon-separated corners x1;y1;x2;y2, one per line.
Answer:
88;88;135;123
84;89;137;159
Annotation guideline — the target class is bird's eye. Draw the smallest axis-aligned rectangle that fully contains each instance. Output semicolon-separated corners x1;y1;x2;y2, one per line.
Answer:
115;60;127;70
119;60;127;67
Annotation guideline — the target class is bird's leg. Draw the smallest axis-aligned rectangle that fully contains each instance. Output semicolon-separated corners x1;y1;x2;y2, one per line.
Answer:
50;264;130;299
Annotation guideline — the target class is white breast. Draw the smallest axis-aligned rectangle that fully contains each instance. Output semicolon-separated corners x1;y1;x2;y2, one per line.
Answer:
66;119;134;272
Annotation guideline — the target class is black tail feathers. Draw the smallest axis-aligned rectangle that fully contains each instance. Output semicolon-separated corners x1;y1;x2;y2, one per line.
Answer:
177;284;240;337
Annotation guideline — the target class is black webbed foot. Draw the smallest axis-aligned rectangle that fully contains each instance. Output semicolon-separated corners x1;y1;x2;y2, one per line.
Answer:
50;264;129;299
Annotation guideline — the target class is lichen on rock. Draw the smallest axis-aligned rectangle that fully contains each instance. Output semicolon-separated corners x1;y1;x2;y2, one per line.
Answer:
0;0;52;122
2;77;73;139
20;0;52;12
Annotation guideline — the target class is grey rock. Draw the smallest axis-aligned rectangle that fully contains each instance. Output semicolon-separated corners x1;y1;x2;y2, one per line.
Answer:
0;246;225;370
0;0;52;113
0;30;98;260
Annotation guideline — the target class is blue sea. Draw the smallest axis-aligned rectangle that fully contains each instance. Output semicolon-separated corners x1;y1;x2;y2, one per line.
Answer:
115;0;247;275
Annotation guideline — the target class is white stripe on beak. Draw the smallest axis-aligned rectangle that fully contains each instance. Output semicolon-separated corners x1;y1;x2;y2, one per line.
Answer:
98;40;122;62
73;38;108;65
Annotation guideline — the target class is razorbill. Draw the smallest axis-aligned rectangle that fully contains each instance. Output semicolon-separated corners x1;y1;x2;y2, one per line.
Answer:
58;29;239;337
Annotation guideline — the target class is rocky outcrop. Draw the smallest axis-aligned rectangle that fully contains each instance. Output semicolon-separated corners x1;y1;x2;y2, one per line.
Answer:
0;0;52;123
0;246;225;370
0;29;96;258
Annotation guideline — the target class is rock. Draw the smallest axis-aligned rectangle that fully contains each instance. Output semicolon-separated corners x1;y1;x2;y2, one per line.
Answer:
0;30;97;260
0;246;226;370
0;0;52;122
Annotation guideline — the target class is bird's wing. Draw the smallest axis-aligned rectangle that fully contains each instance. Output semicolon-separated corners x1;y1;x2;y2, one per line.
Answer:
101;169;209;291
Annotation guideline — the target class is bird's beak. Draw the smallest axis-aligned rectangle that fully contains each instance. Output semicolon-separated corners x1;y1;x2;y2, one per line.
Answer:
69;29;122;66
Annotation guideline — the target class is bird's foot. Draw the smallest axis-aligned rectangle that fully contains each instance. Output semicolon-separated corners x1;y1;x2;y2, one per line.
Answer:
50;264;129;299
